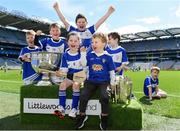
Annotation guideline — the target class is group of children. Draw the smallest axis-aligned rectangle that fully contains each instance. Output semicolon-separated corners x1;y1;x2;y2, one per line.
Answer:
19;2;167;130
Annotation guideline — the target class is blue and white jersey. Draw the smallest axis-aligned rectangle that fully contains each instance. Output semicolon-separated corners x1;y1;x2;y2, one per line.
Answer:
86;51;115;83
105;45;129;75
18;46;42;85
143;76;159;96
67;25;96;48
39;37;68;53
60;51;84;74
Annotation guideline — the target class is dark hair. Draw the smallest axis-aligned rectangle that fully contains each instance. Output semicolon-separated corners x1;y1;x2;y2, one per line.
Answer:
92;33;107;43
67;32;80;41
49;23;60;30
75;14;87;23
108;32;121;43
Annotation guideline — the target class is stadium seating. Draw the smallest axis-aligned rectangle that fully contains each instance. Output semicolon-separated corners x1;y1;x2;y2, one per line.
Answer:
0;57;5;66
157;60;175;70
0;27;26;45
121;38;180;52
129;61;156;71
172;61;180;70
0;57;21;69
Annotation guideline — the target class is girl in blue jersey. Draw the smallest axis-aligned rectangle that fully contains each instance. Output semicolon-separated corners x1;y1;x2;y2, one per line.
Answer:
53;2;115;48
143;66;167;101
106;32;129;76
75;33;116;130
54;32;86;118
19;30;42;85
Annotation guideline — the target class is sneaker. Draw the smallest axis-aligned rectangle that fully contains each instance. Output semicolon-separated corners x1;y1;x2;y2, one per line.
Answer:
75;115;88;129
68;108;77;118
99;115;108;131
54;106;65;119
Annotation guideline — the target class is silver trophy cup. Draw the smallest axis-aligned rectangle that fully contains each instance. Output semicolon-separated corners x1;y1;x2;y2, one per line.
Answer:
31;51;62;86
111;76;133;104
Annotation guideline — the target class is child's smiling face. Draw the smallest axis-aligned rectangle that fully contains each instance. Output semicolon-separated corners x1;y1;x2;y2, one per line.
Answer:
108;36;118;47
151;69;159;79
50;26;61;40
92;37;105;52
76;18;87;31
68;35;80;51
26;34;35;47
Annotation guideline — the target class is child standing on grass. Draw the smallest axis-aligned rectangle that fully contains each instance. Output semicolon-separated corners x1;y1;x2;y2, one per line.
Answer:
143;66;167;101
18;30;42;85
75;33;116;130
54;32;86;118
106;32;129;76
53;2;115;48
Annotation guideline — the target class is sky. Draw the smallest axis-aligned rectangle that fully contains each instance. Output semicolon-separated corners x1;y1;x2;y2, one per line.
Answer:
0;0;180;34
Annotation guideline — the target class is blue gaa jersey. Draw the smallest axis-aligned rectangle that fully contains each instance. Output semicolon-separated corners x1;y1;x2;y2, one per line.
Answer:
60;51;83;74
39;37;68;53
105;45;129;75
18;46;42;85
86;51;115;83
143;76;159;96
67;25;96;48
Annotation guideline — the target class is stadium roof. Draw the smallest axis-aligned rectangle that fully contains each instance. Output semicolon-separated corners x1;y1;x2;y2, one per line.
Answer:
0;5;51;34
121;27;180;42
0;6;180;42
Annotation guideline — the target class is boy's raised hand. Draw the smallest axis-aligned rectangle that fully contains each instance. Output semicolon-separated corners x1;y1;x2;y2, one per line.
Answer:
53;1;69;29
53;2;59;10
36;30;42;36
108;6;115;14
95;5;115;30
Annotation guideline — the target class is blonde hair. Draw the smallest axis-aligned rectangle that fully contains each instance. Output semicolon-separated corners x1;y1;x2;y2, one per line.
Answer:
26;30;36;36
92;33;107;43
151;66;160;73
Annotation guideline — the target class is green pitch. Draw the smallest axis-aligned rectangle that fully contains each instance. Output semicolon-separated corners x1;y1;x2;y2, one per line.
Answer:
0;69;180;129
124;70;180;118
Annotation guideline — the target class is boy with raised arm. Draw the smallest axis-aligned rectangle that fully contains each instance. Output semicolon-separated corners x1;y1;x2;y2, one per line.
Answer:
53;2;115;48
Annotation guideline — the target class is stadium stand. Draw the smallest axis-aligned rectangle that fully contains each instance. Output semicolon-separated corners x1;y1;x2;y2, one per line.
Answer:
157;60;175;70
120;28;180;70
0;57;5;66
172;61;180;70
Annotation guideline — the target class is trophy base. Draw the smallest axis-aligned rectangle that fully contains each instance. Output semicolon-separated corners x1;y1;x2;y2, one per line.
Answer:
36;80;52;86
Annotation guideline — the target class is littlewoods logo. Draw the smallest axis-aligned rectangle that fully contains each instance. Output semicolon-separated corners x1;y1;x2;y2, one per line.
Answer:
28;102;59;110
27;102;98;111
23;98;101;115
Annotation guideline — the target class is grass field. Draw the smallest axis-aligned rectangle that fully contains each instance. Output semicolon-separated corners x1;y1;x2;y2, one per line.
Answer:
125;70;180;118
0;69;180;130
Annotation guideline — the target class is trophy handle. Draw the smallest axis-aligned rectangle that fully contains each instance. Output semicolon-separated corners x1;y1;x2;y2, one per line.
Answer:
39;69;56;74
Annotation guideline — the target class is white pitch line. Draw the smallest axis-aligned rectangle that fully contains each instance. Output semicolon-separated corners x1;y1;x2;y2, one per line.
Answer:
134;91;180;98
0;79;22;84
